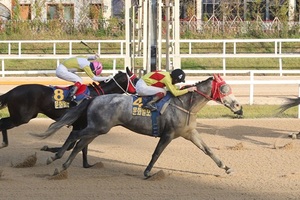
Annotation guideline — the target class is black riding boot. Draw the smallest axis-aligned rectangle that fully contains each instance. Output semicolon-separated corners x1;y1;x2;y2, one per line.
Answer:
143;92;164;111
66;84;79;102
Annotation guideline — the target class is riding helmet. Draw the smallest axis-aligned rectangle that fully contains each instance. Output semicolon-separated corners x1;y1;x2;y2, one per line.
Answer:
90;61;103;76
171;69;185;83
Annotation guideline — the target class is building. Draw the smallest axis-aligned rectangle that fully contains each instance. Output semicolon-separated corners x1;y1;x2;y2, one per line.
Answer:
0;0;124;21
0;0;298;23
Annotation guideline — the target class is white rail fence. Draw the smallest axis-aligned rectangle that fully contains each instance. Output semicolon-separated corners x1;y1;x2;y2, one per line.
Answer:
1;39;300;117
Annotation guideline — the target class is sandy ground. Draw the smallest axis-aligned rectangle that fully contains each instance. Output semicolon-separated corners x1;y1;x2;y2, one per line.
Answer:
1;76;300;199
1;118;300;200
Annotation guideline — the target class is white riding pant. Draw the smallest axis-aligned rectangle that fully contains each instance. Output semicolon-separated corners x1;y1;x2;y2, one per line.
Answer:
56;64;83;84
136;79;166;96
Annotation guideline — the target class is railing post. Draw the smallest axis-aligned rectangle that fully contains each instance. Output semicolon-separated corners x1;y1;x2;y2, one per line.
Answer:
2;59;4;77
250;71;254;105
53;43;56;55
223;41;226;76
18;42;21;57
298;84;300;119
69;42;72;56
279;41;282;76
233;41;236;54
8;43;11;55
113;59;117;75
98;42;101;55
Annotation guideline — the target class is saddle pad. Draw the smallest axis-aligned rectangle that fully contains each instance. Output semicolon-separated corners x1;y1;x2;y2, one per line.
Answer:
50;85;90;108
131;92;173;116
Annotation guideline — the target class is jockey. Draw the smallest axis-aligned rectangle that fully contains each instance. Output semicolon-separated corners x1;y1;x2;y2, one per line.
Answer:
56;55;112;101
136;68;197;111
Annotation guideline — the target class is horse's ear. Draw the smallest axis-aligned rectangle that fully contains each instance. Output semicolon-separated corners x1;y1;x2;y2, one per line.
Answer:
126;66;133;76
217;74;224;81
213;74;222;82
213;74;219;81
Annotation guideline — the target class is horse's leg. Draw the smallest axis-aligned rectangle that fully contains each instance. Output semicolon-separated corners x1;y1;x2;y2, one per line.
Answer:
46;130;81;165
144;134;173;177
188;129;232;174
82;145;93;168
40;141;76;153
1;129;8;148
0;117;18;148
60;137;95;172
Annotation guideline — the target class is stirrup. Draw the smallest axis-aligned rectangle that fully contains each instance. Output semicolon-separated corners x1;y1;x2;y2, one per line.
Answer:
143;103;157;111
65;94;75;102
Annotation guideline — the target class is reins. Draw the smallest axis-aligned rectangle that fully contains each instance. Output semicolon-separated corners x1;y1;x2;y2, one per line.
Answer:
110;74;136;95
91;73;136;96
170;77;229;125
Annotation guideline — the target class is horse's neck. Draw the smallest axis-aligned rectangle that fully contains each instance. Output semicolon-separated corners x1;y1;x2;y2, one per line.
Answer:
88;81;125;96
172;93;209;112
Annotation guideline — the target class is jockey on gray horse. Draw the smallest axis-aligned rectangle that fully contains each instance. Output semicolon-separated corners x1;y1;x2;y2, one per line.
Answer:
135;69;196;111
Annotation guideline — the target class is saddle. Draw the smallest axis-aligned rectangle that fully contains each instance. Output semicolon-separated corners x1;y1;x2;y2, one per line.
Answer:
131;93;173;137
51;84;90;109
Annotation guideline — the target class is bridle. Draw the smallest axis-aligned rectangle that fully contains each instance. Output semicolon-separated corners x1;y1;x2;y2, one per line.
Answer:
91;72;137;96
170;74;232;123
110;73;137;95
195;74;232;103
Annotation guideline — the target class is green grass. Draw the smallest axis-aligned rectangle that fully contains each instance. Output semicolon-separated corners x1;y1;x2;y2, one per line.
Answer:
197;104;298;119
0;104;297;119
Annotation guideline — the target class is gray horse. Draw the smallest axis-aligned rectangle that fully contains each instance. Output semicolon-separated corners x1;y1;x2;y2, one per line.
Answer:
35;74;243;177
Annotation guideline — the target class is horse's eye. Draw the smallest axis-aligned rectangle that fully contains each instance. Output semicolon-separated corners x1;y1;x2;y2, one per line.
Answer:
220;84;231;95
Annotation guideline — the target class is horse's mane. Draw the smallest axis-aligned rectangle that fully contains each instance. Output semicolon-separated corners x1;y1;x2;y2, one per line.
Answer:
181;77;213;90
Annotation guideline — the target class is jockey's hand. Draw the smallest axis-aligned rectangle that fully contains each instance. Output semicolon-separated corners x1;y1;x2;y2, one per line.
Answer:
180;85;192;90
106;75;114;80
187;86;197;92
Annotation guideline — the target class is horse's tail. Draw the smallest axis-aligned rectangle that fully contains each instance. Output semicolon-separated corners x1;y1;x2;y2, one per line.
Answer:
278;97;300;113
30;98;93;139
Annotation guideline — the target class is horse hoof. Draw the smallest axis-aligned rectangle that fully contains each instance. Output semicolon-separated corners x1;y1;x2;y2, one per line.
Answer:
46;157;53;165
0;143;8;149
53;168;59;176
40;145;49;151
226;168;234;174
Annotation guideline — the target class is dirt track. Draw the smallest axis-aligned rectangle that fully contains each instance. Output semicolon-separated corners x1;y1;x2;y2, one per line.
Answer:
1;75;300;199
1;118;300;200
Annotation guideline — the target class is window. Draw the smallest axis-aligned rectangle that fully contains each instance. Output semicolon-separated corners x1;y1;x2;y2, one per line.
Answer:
47;4;74;20
19;4;31;20
90;4;102;19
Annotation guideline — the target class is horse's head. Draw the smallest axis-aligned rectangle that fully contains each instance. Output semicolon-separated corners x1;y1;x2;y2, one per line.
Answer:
192;74;243;116
94;67;137;94
209;74;243;116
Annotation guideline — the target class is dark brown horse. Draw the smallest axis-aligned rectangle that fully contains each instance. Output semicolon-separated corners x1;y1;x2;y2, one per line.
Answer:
0;67;138;167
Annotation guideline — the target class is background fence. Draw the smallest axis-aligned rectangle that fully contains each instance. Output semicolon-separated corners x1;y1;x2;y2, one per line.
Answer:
1;39;300;116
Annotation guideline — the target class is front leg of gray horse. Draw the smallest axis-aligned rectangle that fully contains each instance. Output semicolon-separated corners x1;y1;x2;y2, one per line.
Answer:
144;134;172;178
188;129;233;174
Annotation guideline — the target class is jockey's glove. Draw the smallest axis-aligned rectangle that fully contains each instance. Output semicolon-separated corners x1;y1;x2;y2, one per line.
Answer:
187;86;197;92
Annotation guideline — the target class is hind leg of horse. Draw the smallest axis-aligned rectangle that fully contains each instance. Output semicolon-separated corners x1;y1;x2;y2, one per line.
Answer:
47;127;99;165
188;129;232;174
60;137;95;172
144;134;173;178
41;141;76;153
0;129;8;149
0;117;19;148
46;130;81;165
